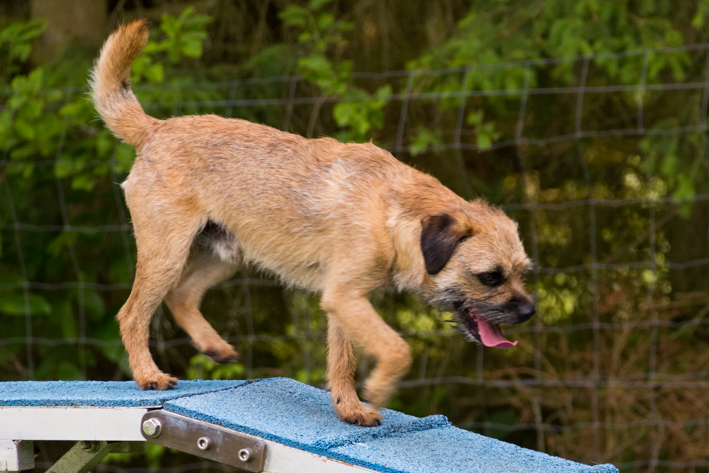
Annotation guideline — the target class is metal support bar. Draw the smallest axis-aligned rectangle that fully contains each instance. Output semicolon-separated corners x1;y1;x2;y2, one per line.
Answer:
141;410;267;472
0;440;34;472
45;441;144;473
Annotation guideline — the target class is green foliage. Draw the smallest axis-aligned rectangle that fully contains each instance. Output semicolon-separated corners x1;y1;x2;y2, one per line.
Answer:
132;7;212;83
409;127;442;156
0;292;51;316
0;68;63;178
406;0;703;204
160;7;212;62
466;110;500;150
280;0;391;141
1;8;213;192
187;354;245;380
0;18;46;83
411;0;689;76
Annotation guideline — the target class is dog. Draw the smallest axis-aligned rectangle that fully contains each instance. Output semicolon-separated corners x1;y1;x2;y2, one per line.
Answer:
91;20;535;427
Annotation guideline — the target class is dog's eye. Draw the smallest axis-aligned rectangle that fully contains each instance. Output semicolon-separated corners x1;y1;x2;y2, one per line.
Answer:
477;271;504;287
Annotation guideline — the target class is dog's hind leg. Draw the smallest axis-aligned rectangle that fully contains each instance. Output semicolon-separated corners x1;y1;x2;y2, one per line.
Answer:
165;250;238;363
117;200;203;390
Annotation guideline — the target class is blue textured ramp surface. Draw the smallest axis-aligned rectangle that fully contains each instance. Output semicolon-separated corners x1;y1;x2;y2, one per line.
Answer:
0;380;245;407
165;378;451;449
331;427;617;473
0;378;618;472
165;378;618;473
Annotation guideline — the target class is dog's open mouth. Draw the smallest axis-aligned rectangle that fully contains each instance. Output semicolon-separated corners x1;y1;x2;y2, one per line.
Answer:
454;306;518;349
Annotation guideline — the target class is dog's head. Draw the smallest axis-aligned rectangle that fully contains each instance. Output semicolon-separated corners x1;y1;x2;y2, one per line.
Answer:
419;202;534;348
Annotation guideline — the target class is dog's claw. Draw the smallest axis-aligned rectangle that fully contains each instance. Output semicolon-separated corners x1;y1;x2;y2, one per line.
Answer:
203;349;239;364
339;408;383;427
216;355;238;364
139;374;179;391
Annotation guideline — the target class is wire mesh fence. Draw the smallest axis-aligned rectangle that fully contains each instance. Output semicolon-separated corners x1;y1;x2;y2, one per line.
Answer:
2;43;709;472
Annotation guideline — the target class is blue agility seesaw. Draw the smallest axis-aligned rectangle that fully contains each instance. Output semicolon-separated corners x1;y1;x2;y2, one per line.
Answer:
0;378;618;473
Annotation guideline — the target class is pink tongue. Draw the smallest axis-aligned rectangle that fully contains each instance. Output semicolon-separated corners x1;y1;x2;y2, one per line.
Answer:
476;317;518;349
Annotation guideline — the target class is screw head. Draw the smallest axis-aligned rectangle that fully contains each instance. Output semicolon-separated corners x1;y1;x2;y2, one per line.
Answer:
197;437;210;450
238;448;252;462
142;418;162;438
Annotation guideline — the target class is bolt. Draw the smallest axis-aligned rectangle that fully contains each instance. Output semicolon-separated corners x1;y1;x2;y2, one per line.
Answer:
197;437;210;450
79;441;97;452
238;448;252;462
142;418;162;438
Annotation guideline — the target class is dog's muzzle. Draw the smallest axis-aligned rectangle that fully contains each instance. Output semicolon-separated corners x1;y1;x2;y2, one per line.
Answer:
451;300;535;349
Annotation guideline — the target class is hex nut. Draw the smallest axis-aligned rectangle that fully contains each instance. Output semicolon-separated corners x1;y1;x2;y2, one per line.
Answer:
142;418;162;438
80;441;98;453
238;448;252;462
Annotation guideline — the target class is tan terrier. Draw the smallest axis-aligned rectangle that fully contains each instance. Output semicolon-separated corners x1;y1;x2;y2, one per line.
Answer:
91;20;535;427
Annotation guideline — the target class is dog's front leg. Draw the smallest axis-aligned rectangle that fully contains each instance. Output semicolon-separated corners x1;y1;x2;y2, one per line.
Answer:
326;317;380;426
322;290;412;427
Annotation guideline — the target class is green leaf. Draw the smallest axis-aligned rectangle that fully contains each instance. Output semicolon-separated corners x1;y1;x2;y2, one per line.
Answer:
96;132;113;158
0;293;51;316
13;119;35;140
181;40;203;58
309;0;332;11
71;173;98;191
317;13;335;31
476;132;492;150
113;143;136;173
409;128;442;156
298;55;333;77
279;5;309;27
83;289;106;320
374;84;392;102
144;64;164;84
467;110;484;126
12;44;31;63
11;68;43;95
57;300;78;339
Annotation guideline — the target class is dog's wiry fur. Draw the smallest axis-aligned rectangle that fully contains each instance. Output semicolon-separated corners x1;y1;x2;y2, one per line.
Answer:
92;21;535;427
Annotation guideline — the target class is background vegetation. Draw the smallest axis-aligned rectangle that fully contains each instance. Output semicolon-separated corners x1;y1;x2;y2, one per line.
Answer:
1;1;709;471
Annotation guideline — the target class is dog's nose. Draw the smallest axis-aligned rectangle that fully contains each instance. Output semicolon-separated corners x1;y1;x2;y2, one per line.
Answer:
516;301;535;323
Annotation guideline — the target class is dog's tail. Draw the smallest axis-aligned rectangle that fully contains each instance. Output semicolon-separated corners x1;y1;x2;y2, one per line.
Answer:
90;20;158;148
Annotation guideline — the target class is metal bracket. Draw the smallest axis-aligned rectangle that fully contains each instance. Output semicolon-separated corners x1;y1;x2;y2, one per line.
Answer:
141;410;266;472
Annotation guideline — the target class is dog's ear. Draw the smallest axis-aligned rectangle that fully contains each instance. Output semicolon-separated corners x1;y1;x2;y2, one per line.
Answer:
420;212;477;275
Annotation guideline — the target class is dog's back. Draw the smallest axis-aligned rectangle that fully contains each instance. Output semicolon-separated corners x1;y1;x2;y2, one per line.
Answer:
91;21;418;291
124;113;413;290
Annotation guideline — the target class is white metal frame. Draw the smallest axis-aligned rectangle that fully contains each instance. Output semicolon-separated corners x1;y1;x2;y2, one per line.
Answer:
0;406;374;473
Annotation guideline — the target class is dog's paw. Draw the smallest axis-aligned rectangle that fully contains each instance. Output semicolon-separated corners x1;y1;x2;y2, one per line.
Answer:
202;347;239;364
138;373;178;391
338;404;382;427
